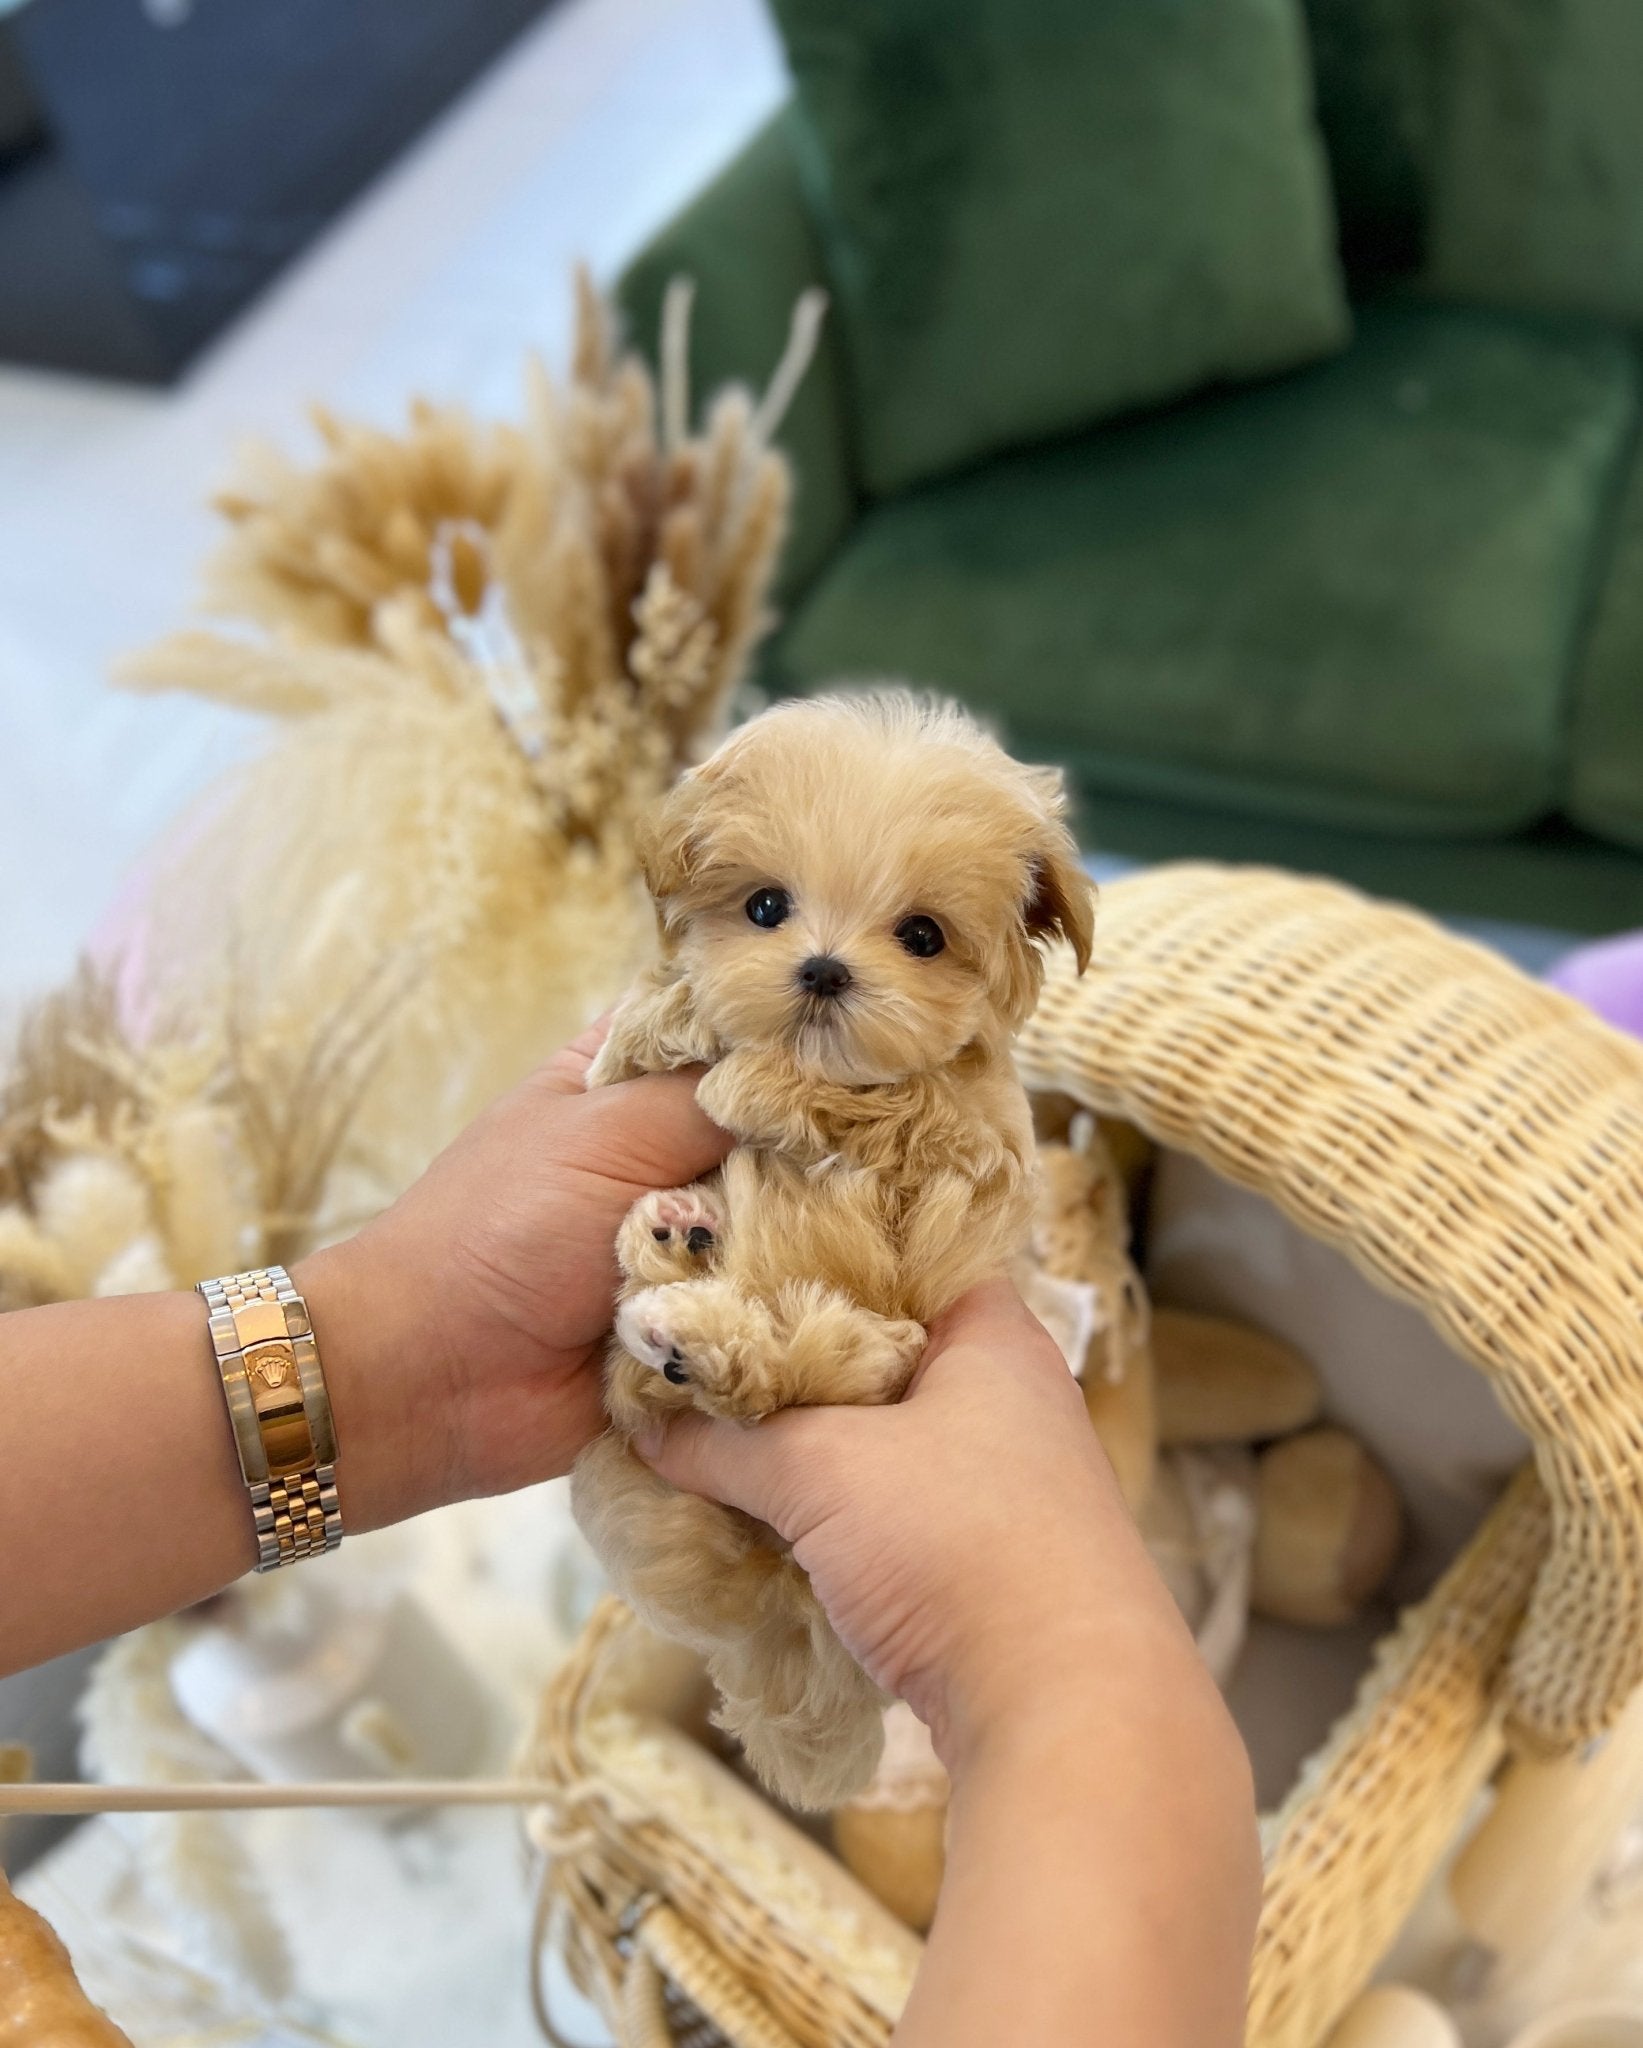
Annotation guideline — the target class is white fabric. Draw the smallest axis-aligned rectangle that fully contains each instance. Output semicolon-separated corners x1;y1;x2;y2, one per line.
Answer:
1146;1149;1531;1599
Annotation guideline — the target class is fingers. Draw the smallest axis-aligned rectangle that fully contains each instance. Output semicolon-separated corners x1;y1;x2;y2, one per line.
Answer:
535;1012;732;1186
925;1272;1038;1347
584;1068;733;1188
535;1011;614;1096
631;1279;1075;1548
911;1273;1065;1393
634;1408;824;1534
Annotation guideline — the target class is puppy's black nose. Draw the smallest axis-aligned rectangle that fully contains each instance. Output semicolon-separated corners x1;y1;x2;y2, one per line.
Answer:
798;954;852;999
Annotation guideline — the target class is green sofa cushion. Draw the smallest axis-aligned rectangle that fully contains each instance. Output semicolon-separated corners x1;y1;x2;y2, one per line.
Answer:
616;115;857;603
767;306;1638;837
1301;0;1442;281
769;0;1351;498
1078;794;1643;935
1427;0;1643;329
1569;439;1643;851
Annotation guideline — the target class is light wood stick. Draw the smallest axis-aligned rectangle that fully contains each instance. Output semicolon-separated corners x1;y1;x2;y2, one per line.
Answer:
0;1778;558;1816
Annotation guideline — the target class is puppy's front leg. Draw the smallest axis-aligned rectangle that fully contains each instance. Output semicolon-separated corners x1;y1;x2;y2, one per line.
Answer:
585;970;720;1088
618;1277;924;1421
616;1178;727;1287
693;1046;833;1155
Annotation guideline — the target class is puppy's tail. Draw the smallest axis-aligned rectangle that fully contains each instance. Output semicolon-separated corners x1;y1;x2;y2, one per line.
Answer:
709;1562;886;1811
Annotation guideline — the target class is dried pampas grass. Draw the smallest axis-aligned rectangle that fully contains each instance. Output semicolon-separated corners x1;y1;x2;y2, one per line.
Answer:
0;966;131;1213
0;960;389;1310
119;272;816;1188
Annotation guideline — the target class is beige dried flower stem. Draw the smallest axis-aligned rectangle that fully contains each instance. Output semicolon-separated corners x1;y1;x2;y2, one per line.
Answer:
91;266;810;1208
0;955;396;1306
0;966;132;1210
660;276;695;455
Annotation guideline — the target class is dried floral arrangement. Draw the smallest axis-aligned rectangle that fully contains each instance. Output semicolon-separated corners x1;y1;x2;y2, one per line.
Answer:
118;270;818;1188
0;962;388;1312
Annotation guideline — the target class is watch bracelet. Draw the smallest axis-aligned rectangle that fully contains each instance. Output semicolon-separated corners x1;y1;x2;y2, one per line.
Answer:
198;1265;343;1572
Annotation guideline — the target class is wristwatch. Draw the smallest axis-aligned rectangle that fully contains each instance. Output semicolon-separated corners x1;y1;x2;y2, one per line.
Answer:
198;1265;342;1572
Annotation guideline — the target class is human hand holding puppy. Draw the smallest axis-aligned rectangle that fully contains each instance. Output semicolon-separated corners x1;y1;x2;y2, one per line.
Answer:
1;1079;1257;2046
639;1274;1261;2048
635;1275;1199;1768
336;1130;1258;2046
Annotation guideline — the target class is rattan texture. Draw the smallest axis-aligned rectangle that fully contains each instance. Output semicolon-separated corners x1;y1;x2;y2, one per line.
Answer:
529;864;1643;2048
1017;864;1643;1757
528;1601;902;2048
1248;1467;1548;2044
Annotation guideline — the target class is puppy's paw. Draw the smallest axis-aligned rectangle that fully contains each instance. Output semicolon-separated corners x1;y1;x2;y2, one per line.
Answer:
616;1185;724;1284
875;1316;929;1399
584;1030;638;1090
616;1279;777;1422
751;1282;926;1408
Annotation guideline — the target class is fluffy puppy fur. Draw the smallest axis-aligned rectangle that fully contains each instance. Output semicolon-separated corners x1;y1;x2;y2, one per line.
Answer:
571;691;1095;1808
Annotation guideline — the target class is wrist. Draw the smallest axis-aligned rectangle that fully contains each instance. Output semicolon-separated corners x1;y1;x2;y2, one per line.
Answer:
934;1597;1229;1791
291;1230;453;1533
931;1607;1107;1782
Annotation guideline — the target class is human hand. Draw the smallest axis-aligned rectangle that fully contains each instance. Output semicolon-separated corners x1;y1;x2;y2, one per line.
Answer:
295;1019;732;1531
635;1276;1238;1781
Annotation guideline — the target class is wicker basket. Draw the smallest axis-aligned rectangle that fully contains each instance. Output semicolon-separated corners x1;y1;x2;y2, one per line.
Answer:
526;863;1643;2048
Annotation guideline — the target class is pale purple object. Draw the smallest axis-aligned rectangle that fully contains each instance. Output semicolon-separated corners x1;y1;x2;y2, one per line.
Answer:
1546;928;1643;1041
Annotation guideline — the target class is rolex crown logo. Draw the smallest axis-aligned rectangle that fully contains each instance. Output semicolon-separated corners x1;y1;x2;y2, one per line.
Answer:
252;1350;292;1389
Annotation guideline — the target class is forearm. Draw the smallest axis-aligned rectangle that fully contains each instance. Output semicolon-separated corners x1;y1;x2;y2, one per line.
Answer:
0;1289;254;1673
0;1247;415;1676
896;1652;1261;2048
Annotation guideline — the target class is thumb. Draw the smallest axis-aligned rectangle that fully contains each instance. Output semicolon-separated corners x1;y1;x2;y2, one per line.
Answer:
581;1069;732;1191
634;1408;820;1533
910;1272;1064;1393
534;1011;614;1095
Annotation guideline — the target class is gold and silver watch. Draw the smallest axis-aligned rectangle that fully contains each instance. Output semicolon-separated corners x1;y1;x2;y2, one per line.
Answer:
198;1265;342;1572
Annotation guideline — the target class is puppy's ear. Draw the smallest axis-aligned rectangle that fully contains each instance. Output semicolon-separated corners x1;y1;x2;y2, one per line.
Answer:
992;782;1097;1029
636;760;725;915
1025;835;1096;974
1021;768;1096;973
636;777;699;902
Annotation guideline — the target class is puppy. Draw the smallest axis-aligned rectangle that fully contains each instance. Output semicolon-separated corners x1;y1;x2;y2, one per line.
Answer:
571;691;1095;1808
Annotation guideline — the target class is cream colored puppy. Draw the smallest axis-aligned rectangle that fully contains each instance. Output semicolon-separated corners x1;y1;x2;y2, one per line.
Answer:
572;691;1095;1808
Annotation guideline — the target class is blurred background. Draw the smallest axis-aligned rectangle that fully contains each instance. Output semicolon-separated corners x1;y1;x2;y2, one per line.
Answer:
6;0;1643;1025
0;0;789;1008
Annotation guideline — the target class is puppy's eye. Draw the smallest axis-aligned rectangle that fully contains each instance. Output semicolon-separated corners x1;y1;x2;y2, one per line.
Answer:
895;914;946;958
745;887;791;929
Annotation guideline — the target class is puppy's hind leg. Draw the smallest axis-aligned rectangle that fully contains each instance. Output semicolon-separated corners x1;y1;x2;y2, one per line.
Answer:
570;1431;778;1653
617;1276;925;1421
711;1561;887;1810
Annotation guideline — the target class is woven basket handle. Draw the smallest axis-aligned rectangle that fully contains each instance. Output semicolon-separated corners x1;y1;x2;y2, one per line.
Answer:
1017;865;1643;1755
625;1906;805;2048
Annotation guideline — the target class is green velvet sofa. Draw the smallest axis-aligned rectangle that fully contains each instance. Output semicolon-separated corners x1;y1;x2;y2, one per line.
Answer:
617;0;1643;932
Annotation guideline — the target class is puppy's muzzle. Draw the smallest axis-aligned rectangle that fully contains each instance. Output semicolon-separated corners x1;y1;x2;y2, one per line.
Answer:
797;954;852;999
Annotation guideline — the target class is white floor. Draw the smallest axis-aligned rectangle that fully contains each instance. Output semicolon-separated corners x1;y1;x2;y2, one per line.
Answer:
0;0;786;1013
